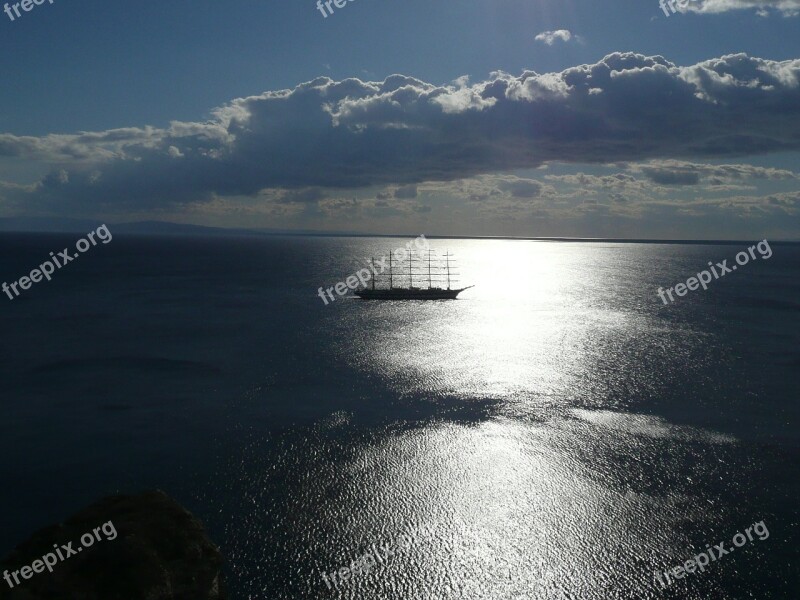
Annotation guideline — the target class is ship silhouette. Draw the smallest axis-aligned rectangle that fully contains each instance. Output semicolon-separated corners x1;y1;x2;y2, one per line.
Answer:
355;248;473;300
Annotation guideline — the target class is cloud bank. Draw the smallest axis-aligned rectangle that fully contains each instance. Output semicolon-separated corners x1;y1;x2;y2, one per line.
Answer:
1;52;800;214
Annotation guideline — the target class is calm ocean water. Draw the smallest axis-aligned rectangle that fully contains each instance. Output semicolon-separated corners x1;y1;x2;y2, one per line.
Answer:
0;233;798;599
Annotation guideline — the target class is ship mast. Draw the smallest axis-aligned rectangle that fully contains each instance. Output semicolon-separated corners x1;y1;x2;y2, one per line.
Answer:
389;251;393;289
446;251;451;290
409;250;413;288
427;250;432;289
371;258;376;291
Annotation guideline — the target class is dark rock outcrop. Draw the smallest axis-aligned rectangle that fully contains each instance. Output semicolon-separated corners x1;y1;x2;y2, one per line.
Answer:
0;490;225;600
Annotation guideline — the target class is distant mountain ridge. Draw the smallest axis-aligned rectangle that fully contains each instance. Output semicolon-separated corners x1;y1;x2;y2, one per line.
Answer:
0;218;361;237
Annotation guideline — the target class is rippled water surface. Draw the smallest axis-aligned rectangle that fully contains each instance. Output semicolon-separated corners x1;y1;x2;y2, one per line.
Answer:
1;234;798;599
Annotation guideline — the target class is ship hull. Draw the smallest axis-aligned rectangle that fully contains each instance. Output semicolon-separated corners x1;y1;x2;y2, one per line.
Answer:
354;287;469;300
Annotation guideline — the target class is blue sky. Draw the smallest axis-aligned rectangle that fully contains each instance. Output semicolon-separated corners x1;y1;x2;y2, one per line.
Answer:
1;0;799;238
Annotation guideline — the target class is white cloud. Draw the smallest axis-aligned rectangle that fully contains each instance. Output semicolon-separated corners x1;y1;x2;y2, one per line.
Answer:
534;30;573;45
688;0;800;16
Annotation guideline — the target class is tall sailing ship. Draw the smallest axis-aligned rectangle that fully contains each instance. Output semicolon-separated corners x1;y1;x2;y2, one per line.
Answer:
355;249;473;300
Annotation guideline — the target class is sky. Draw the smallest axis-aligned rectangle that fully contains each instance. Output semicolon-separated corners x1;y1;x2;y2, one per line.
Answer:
1;0;799;238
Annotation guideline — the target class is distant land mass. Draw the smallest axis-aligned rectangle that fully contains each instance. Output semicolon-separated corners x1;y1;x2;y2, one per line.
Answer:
0;217;361;237
0;217;797;244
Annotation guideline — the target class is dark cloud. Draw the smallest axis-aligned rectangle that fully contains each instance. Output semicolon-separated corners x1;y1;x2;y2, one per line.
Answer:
637;160;797;185
2;53;800;213
276;188;327;204
500;179;544;198
394;184;418;199
640;167;701;185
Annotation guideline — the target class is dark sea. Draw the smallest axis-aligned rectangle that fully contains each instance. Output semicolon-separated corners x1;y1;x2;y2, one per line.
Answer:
0;233;798;599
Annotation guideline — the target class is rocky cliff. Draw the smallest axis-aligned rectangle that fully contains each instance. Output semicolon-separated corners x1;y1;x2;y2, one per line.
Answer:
0;490;225;600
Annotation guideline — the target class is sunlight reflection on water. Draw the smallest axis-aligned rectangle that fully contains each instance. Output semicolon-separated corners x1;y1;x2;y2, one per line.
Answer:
255;240;748;599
